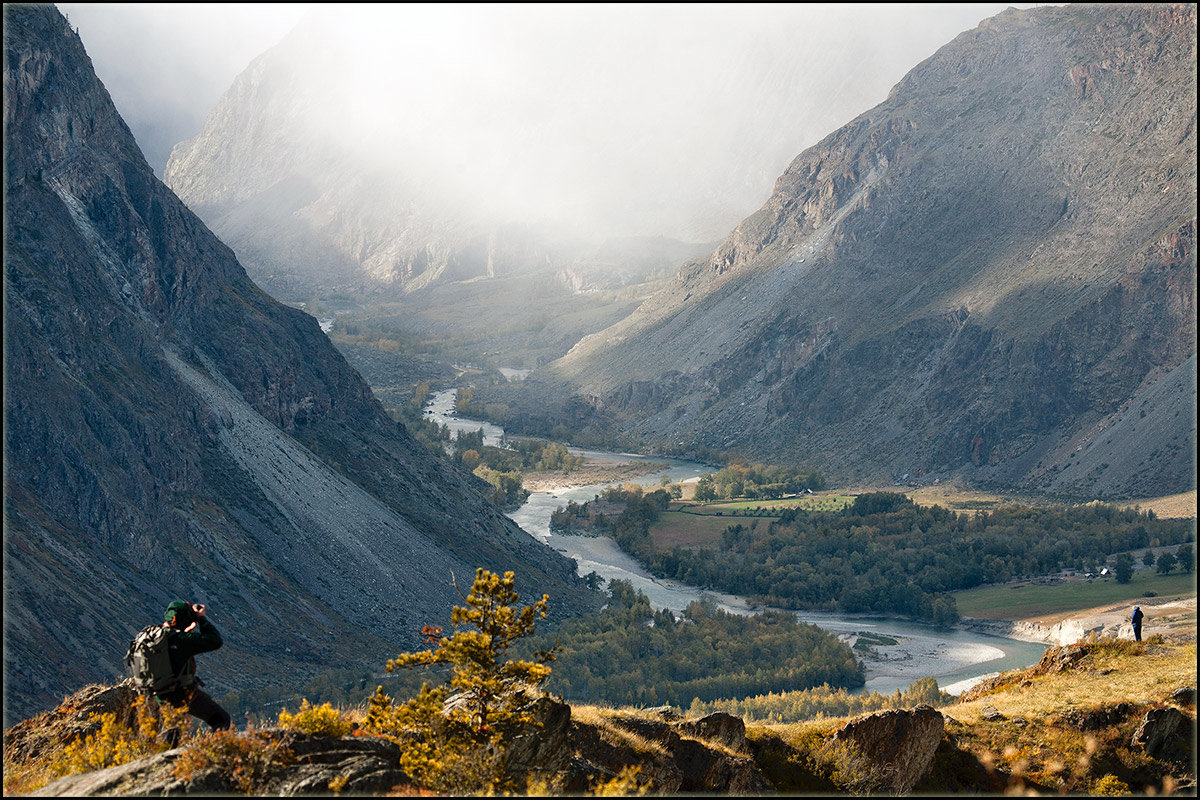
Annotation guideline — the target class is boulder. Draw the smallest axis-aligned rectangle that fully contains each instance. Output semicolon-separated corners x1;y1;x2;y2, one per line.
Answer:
826;705;944;794
504;696;574;777
671;737;772;794
675;711;749;754
1131;707;1188;758
1170;687;1196;708
1060;703;1136;731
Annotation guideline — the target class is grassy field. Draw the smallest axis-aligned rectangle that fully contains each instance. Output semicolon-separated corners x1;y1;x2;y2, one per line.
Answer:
952;570;1197;621
905;485;1197;519
650;494;855;549
650;511;741;549
672;494;855;515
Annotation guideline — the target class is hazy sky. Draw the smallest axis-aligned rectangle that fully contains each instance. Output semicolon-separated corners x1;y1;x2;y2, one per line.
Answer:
59;3;1041;241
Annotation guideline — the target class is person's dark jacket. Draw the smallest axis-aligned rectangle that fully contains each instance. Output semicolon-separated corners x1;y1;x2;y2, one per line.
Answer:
1132;608;1145;626
158;618;222;701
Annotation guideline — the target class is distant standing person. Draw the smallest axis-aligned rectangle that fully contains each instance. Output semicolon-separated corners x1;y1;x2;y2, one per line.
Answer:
1131;605;1144;642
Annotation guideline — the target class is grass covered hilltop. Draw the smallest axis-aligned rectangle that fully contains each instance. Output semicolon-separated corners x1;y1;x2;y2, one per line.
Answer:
3;570;1195;796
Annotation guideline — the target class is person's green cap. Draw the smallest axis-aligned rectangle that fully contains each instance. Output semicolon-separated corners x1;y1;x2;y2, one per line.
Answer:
164;600;193;626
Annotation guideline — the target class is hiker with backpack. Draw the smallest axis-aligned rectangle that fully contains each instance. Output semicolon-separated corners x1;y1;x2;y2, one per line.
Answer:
126;600;231;732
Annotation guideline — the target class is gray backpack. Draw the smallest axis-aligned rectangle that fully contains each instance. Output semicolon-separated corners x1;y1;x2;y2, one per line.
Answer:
125;625;194;695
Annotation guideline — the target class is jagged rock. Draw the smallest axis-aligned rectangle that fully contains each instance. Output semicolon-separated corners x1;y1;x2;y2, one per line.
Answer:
566;719;684;794
826;705;944;794
1131;707;1189;758
504;696;574;777
608;714;682;749
981;706;1005;721
675;711;749;754
4;683;141;765
671;737;772;794
29;729;415;797
1032;644;1091;675
1170;687;1196;707
31;750;195;797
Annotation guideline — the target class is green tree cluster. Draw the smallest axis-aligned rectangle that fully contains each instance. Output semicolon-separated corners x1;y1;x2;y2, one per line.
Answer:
591;491;1195;625
693;461;826;502
519;580;863;708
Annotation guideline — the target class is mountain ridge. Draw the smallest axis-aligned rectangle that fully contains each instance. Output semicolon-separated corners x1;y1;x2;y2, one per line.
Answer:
489;3;1197;498
2;4;595;727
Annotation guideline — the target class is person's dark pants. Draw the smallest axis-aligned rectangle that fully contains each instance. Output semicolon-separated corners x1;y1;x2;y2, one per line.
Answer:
1134;624;1142;642
162;686;232;731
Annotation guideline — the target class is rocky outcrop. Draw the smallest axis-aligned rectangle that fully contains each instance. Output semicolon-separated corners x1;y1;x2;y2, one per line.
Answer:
3;684;140;766
1132;707;1189;758
824;705;944;794
496;3;1196;498
958;617;1104;646
2;4;596;727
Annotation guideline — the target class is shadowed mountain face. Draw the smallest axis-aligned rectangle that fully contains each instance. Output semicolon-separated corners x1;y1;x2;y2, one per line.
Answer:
492;4;1197;498
2;5;593;727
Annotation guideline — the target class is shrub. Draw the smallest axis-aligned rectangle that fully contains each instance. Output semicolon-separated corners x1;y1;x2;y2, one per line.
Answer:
1092;773;1132;795
277;699;353;737
172;730;294;794
3;695;195;793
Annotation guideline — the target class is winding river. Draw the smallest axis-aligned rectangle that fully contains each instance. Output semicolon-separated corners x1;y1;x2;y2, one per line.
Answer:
426;389;1046;695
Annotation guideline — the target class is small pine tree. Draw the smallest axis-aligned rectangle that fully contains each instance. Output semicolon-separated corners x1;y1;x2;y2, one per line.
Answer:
365;569;557;793
1113;553;1134;584
386;568;554;738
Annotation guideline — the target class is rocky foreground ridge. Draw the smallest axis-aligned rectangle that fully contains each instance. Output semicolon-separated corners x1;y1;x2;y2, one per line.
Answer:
4;639;1195;796
2;4;595;727
492;3;1197;498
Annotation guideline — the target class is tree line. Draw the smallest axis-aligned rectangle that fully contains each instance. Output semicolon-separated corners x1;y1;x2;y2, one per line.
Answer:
693;461;826;501
558;489;1196;625
515;580;864;708
686;675;955;724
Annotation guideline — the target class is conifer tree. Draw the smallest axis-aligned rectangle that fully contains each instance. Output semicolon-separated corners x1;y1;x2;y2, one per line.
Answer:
387;568;555;739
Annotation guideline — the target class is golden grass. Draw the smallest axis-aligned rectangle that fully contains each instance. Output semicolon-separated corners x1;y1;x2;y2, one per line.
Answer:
945;640;1196;726
743;638;1196;795
570;705;669;758
1118;490;1198;520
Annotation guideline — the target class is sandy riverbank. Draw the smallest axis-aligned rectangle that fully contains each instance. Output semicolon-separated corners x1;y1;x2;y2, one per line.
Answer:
523;459;672;493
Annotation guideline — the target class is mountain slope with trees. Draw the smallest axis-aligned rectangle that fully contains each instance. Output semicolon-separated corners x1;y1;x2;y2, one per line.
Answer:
2;5;596;727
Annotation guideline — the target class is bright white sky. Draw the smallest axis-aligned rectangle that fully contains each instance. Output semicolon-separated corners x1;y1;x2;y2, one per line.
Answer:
58;3;1043;241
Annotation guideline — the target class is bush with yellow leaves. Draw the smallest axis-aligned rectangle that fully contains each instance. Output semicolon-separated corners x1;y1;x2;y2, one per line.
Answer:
277;698;353;737
3;695;195;794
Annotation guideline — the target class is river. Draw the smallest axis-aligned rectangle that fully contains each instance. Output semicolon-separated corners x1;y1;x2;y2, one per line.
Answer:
426;389;1045;695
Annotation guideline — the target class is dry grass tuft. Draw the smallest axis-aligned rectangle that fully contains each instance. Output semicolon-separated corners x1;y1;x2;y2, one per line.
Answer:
570;705;669;758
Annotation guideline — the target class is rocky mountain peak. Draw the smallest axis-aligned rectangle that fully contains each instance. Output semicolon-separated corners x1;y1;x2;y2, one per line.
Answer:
493;3;1196;498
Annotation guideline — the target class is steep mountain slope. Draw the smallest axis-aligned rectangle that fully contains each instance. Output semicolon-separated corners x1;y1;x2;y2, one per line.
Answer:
495;3;1197;497
2;5;593;727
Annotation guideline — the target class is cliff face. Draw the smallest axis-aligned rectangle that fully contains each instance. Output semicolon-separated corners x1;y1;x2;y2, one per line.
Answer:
498;4;1197;497
2;5;592;727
